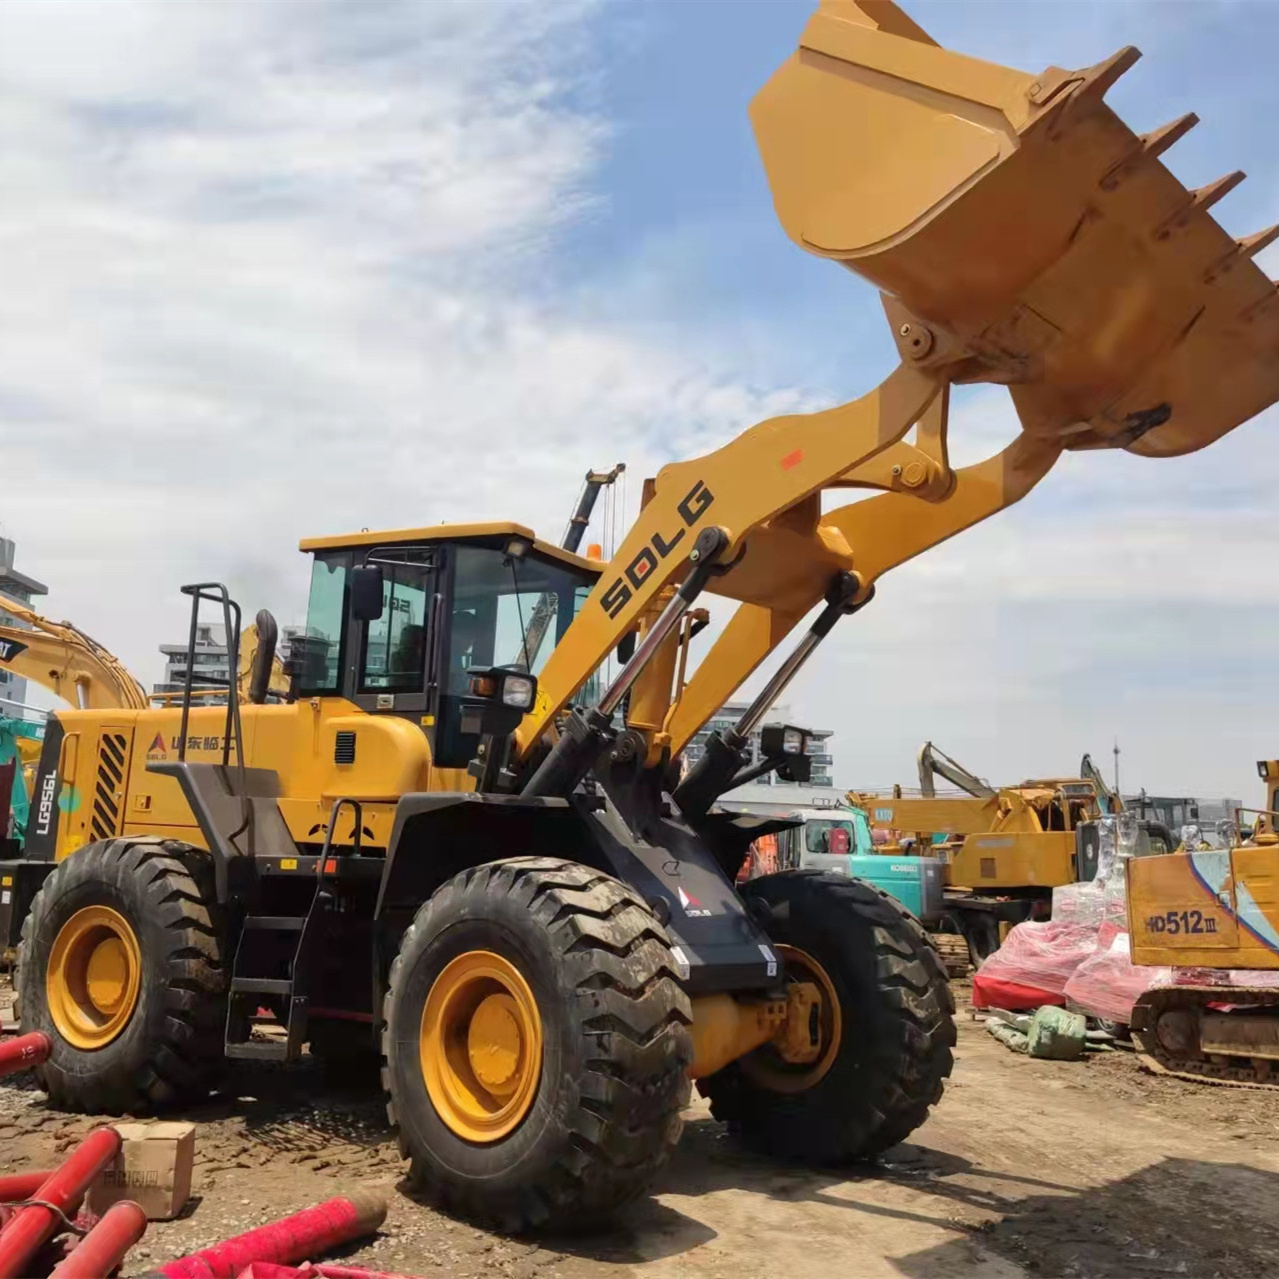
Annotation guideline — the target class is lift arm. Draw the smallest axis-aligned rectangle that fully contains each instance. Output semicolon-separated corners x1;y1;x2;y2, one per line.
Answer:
503;0;1279;793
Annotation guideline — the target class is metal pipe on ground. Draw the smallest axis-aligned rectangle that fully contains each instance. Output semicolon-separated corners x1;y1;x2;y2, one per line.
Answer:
0;1126;122;1279
0;1171;55;1204
0;1031;51;1080
141;1193;388;1279
49;1200;148;1279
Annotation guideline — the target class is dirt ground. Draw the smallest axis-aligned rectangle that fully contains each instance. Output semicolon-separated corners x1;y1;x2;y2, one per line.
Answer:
5;976;1279;1279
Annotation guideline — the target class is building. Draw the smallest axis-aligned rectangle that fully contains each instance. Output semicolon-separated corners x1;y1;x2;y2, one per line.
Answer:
682;700;835;789
154;623;231;700
153;624;301;702
1123;792;1244;833
0;537;49;716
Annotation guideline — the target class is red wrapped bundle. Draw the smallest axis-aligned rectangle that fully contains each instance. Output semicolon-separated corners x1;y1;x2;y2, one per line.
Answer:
1063;923;1162;1024
971;919;1100;1010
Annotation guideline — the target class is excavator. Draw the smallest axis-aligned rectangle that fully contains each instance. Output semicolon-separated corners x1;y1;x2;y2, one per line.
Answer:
1127;759;1279;1085
3;0;1277;1230
850;743;1112;960
0;592;148;713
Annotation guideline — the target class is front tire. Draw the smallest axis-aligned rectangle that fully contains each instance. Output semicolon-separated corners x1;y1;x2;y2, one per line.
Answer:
16;838;226;1114
382;857;692;1231
701;870;955;1161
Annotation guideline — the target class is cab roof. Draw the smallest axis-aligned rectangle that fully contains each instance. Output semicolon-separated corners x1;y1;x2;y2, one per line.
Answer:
298;521;600;575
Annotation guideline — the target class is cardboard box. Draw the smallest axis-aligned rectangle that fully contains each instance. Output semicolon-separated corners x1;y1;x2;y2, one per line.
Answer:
89;1122;195;1221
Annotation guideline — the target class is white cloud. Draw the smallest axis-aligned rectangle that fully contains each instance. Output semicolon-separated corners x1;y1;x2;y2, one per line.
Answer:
0;0;799;692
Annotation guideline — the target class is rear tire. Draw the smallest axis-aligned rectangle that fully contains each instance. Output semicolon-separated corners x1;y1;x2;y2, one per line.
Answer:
700;871;955;1161
382;857;692;1231
16;838;226;1114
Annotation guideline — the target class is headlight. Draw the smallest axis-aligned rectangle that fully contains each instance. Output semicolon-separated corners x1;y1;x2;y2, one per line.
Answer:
782;727;806;755
502;674;536;710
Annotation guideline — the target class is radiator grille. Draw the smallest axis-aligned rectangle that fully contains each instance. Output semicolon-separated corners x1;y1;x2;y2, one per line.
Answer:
334;731;356;765
90;732;129;841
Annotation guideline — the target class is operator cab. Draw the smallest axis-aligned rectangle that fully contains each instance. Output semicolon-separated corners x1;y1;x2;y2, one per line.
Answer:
293;523;601;769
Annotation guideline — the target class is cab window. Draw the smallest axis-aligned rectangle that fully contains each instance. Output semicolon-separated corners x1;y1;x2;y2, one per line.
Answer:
295;553;349;694
362;564;431;692
804;819;854;855
436;546;595;767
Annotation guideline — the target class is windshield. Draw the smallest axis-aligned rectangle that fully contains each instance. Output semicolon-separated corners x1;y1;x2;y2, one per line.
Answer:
447;547;592;689
804;819;855;855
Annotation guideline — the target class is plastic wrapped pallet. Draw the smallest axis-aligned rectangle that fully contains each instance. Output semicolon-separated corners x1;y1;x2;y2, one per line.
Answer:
1063;924;1166;1025
971;918;1099;1009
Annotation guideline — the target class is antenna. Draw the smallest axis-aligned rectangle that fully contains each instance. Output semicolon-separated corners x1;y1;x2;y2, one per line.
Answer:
1113;738;1121;795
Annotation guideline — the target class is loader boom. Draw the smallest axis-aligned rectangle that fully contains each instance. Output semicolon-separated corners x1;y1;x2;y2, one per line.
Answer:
511;0;1279;792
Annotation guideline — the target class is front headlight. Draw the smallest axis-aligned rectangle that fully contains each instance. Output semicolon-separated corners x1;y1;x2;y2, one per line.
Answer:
502;674;536;710
782;727;806;755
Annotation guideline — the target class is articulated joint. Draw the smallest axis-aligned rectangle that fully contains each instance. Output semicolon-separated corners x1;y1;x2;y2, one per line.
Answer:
687;985;822;1079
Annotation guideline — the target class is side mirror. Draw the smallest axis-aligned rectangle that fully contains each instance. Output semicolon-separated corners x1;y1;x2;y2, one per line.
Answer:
350;565;385;622
760;723;812;784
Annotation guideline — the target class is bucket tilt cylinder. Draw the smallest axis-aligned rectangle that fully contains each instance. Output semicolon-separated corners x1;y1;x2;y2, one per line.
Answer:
674;571;869;821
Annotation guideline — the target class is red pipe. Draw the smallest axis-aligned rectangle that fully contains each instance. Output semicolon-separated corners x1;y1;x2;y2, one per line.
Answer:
142;1193;387;1279
0;1031;51;1080
48;1199;148;1279
0;1126;122;1279
236;1268;425;1279
0;1171;54;1203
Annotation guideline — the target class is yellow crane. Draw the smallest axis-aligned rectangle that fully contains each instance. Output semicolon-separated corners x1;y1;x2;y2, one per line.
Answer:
3;0;1277;1228
851;744;1109;959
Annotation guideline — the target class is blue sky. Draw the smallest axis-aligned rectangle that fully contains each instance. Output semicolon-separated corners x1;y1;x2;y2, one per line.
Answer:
2;0;1278;803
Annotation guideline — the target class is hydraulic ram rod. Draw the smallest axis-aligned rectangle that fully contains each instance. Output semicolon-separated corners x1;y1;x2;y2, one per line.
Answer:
674;572;868;820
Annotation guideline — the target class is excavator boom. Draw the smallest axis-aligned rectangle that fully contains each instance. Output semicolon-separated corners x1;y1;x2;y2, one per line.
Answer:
0;593;147;712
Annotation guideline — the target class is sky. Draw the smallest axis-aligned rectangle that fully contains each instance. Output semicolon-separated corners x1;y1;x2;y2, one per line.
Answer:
2;0;1278;804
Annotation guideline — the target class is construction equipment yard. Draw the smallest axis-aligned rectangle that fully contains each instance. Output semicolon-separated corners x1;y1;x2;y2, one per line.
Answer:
4;0;1279;1274
5;974;1279;1279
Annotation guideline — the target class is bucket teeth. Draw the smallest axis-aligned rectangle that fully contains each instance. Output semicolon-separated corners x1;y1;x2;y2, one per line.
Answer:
1142;112;1199;159
1100;112;1199;191
1238;225;1279;259
1191;171;1247;212
1205;224;1279;285
1086;45;1142;100
1155;172;1246;240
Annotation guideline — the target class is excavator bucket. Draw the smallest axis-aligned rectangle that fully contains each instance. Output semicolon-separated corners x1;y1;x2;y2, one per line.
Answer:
752;0;1279;456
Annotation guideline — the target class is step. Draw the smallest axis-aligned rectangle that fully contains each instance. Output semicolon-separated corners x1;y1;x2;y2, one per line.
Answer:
225;1040;292;1061
243;915;306;932
230;977;293;996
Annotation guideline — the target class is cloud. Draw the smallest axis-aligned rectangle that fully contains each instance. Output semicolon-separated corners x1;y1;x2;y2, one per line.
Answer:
0;0;801;693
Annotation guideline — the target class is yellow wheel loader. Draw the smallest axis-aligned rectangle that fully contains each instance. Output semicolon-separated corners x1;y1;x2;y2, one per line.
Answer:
1127;761;1279;1085
3;0;1278;1229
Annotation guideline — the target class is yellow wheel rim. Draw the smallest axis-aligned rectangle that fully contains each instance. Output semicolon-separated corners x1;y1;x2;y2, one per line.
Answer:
420;950;543;1143
742;944;843;1094
46;905;142;1051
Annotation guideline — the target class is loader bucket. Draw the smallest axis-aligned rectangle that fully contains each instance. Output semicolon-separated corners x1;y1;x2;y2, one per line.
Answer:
752;0;1279;456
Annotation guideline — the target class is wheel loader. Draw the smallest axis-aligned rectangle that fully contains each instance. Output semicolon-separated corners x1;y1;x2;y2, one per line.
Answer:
2;0;1278;1230
1127;761;1279;1085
